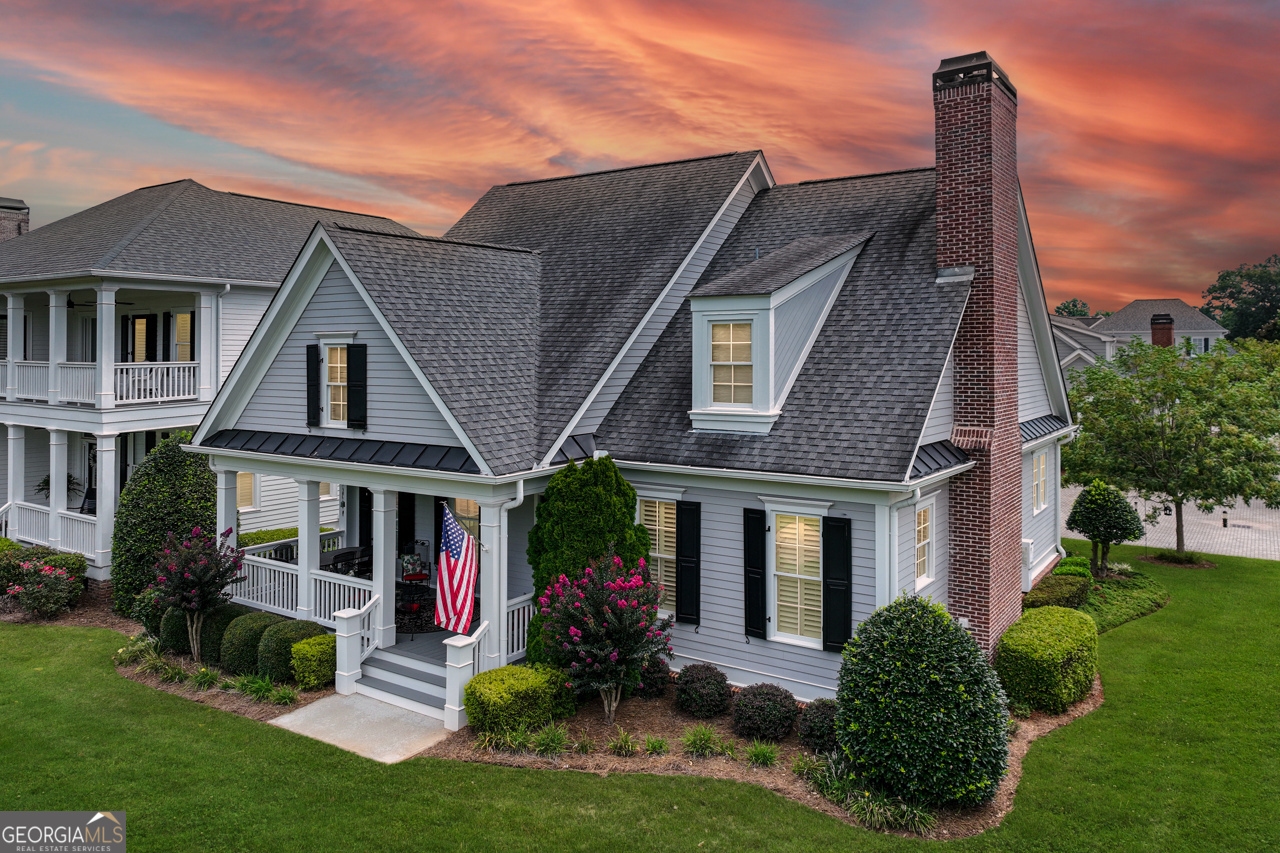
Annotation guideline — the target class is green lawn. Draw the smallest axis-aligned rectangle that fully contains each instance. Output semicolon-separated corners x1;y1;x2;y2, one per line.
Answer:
1;539;1277;852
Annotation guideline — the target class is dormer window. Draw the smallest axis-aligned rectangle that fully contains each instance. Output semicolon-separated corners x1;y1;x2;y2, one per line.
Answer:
711;322;753;405
326;345;348;427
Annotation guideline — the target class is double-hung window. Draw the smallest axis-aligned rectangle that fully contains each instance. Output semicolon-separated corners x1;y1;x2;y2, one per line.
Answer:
773;513;822;642
711;322;752;405
236;472;257;511
915;501;933;588
1032;451;1048;513
326;345;348;427
175;312;193;362
639;499;678;612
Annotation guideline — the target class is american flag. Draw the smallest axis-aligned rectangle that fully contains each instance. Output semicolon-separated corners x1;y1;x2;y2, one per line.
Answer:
435;506;477;633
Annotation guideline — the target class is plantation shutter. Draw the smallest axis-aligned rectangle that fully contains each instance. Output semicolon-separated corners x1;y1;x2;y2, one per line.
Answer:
743;507;766;638
821;516;853;653
305;344;321;427
161;312;172;361
675;500;701;625
347;343;368;430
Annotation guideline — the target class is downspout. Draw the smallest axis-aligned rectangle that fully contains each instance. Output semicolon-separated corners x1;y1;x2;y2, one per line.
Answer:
497;479;525;665
887;488;921;603
1053;430;1075;559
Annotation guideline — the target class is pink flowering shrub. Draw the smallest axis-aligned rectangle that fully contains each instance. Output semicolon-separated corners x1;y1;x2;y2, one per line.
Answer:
5;561;79;619
147;527;245;662
539;551;673;724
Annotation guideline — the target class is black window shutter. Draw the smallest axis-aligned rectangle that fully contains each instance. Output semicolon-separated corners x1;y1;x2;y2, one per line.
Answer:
822;516;853;653
675;501;701;625
305;344;321;427
347;343;368;430
120;316;131;362
143;314;158;362
161;312;172;362
743;507;767;638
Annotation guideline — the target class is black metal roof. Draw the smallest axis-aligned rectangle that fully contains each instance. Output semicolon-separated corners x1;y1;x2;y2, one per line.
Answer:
202;429;481;474
1019;414;1072;443
910;440;969;479
550;433;597;464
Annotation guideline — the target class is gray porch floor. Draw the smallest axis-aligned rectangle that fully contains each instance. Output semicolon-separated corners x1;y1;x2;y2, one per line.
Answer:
388;631;454;664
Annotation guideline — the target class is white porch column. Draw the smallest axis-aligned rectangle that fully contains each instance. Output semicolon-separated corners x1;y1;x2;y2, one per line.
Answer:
47;291;67;404
6;294;24;401
48;429;67;548
7;424;25;506
96;287;116;409
94;432;117;567
370;488;397;646
296;478;320;619
216;469;238;547
477;499;504;671
196;291;216;401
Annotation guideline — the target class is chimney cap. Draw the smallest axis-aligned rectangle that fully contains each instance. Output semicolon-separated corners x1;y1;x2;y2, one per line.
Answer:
1150;314;1175;326
0;197;28;212
933;51;1016;100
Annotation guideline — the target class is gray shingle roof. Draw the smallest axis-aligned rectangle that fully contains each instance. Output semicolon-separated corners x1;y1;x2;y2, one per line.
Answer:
324;225;542;475
1089;299;1225;334
443;152;761;459
0;179;417;284
596;167;970;482
692;232;872;297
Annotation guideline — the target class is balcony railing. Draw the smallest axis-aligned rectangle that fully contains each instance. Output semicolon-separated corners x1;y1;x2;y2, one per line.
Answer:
59;363;97;404
14;361;49;401
0;360;200;406
115;362;199;403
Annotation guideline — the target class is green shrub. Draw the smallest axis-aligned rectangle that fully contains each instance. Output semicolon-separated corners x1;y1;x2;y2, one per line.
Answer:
643;735;668;756
235;674;274;701
464;665;557;733
130;588;167;636
1156;549;1201;565
220;612;286;675
111;431;216;613
675;663;732;718
746;740;779;768
733;683;799;742
797;698;839;755
836;596;1008;808
292;634;337;690
1023;574;1090;609
635;655;670;698
4;562;80;618
257;620;326;682
681;723;735;759
1057;556;1090;570
1053;557;1093;579
198;603;252;666
995;606;1098;714
158;607;191;654
0;537;21;551
607;727;639;757
236;527;332;549
532;723;571;757
530;663;577;718
270;685;299;706
1066;479;1144;573
847;788;937;834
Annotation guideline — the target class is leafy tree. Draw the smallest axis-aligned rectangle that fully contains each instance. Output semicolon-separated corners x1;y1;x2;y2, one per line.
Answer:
148;527;244;662
1066;479;1144;575
1063;339;1280;553
1203;254;1280;339
111;431;216;613
1054;298;1090;317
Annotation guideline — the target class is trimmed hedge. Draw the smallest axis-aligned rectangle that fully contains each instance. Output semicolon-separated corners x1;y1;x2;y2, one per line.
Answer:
1024;574;1090;609
220;612;286;675
797;698;838;755
733;683;799;742
674;663;732;718
199;603;252;665
1053;557;1093;579
464;665;560;733
292;633;337;690
159;607;191;654
237;526;333;549
258;620;326;682
530;663;578;718
0;537;21;552
995;606;1098;714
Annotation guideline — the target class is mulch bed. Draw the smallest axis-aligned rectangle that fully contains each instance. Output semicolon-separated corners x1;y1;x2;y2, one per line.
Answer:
1137;554;1217;569
0;583;142;634
116;658;335;722
420;675;1106;840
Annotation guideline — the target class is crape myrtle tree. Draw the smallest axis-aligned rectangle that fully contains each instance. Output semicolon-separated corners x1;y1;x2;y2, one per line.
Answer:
1064;338;1280;554
1066;479;1144;575
1203;254;1280;340
1054;298;1090;317
148;527;245;662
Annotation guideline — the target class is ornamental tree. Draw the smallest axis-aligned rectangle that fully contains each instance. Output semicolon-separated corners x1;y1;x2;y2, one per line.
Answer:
1066;479;1144;575
1054;298;1090;317
1203;254;1280;340
538;552;673;725
147;527;244;663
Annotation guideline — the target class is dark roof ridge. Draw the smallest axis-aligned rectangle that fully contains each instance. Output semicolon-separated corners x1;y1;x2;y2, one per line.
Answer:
330;223;538;255
94;180;195;269
226;190;403;221
787;165;935;188
502;151;756;187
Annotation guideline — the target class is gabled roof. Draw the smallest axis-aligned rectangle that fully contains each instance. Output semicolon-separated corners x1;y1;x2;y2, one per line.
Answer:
0;179;417;284
444;152;763;458
691;232;871;297
1089;298;1225;334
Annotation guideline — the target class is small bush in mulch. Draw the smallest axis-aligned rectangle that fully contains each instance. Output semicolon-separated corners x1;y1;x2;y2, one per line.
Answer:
1154;549;1209;566
995;607;1097;714
733;683;799;742
634;655;670;698
1052;557;1093;579
257;620;326;683
797;698;839;755
292;634;337;690
159;607;191;654
1023;574;1090;610
675;663;732;718
199;603;253;666
464;665;559;733
4;562;81;619
220;612;286;675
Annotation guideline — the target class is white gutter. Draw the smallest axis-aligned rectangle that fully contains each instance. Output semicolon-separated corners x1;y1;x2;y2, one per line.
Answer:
886;488;921;602
0;270;278;288
497;480;525;663
612;457;973;494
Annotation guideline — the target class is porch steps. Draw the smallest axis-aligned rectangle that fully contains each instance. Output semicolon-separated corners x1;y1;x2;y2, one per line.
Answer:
353;648;447;721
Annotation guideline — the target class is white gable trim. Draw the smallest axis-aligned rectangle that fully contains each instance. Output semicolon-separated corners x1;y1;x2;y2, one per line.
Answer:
1017;187;1071;420
1049;317;1115;343
1060;348;1096;368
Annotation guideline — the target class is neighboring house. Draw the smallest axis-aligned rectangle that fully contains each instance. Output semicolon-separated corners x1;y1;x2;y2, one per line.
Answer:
191;51;1073;729
0;181;418;578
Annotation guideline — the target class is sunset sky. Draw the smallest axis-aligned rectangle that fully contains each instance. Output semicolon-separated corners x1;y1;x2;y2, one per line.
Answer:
1;1;1276;311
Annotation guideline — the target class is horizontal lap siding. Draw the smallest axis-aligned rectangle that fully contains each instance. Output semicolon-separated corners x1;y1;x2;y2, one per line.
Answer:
220;288;274;384
898;485;949;605
506;498;536;598
772;268;843;406
235;262;461;445
918;355;954;445
1022;443;1059;567
1017;284;1052;421
24;429;48;504
240;474;340;532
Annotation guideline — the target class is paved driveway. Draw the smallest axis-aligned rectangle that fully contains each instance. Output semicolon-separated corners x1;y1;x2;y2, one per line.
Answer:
1060;485;1280;561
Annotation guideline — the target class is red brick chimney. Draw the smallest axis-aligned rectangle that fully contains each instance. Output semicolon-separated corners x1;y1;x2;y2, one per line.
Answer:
1150;314;1174;347
0;198;29;243
935;52;1023;654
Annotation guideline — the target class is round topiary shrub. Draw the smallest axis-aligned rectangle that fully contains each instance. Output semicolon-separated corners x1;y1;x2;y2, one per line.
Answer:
797;697;838;755
292;633;337;690
674;663;732;718
733;682;799;742
198;603;252;666
110;431;216;614
220;612;286;675
158;607;191;654
995;606;1098;714
464;665;557;733
635;655;670;698
836;596;1009;808
258;620;326;682
1023;574;1090;609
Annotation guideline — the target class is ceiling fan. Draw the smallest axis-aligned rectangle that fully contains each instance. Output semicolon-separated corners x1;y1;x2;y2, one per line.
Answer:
66;297;135;309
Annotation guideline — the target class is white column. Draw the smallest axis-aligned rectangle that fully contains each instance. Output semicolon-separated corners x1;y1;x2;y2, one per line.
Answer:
334;608;362;694
477;499;503;671
96;288;116;409
48;429;67;548
370;488;397;646
47;291;67;404
196;291;216;401
7;424;25;507
94;432;117;567
7;294;24;401
296;478;320;619
216;469;238;547
874;503;892;608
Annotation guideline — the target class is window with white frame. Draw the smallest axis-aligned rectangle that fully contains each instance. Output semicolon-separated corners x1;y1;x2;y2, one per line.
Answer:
236;472;257;510
318;481;335;499
325;345;348;427
773;513;823;642
175;312;193;362
710;322;752;405
915;502;933;584
1032;451;1048;512
639;499;678;611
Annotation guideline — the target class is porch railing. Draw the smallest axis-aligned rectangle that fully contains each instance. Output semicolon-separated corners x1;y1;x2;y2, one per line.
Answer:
0;360;6;392
234;554;299;617
114;362;199;403
11;501;50;546
505;593;536;662
442;620;490;731
334;594;381;694
242;530;344;564
58;512;96;559
14;361;49;400
311;569;373;627
58;363;97;404
0;501;9;539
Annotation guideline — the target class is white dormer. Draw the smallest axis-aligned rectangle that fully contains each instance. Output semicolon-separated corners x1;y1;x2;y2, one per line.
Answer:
688;233;868;433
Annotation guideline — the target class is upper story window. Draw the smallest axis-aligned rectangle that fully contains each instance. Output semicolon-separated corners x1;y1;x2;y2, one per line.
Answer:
639;498;678;612
711;323;752;405
915;502;933;587
326;345;348;427
1032;450;1048;513
175;312;193;362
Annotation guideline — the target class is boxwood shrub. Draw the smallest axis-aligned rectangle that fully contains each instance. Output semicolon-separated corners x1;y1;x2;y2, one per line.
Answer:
198;603;252;666
675;663;733;718
464;665;558;733
836;596;1008;808
530;663;578;718
220;612;286;675
995;606;1098;714
1024;574;1090;609
292;633;337;690
258;620;327;682
158;607;191;654
733;683;799;742
797;697;838;755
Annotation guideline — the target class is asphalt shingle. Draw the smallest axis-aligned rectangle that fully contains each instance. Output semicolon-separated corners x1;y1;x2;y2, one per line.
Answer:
1089;299;1226;334
692;232;871;297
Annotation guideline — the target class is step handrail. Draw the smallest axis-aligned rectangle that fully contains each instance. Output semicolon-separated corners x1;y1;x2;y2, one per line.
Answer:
442;620;490;731
333;594;381;694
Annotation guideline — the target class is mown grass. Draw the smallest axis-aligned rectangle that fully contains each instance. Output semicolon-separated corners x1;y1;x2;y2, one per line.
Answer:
1079;570;1170;633
1;539;1277;852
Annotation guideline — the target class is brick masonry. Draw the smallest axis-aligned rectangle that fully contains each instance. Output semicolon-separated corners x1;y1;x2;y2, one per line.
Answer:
934;61;1024;654
0;205;29;243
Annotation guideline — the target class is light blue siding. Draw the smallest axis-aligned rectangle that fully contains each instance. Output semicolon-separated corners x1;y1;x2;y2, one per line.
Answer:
221;287;274;383
897;485;949;605
506;497;537;599
1022;442;1059;570
918;355;954;445
1018;284;1052;421
772;267;843;407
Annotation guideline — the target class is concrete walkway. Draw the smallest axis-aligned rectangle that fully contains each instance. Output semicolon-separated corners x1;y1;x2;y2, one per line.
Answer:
1060;485;1280;560
271;693;448;763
